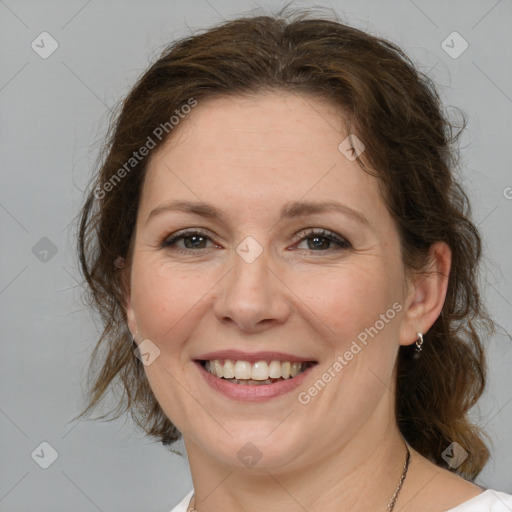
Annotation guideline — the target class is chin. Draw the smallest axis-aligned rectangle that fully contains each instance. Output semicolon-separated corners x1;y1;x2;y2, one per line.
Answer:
194;426;311;471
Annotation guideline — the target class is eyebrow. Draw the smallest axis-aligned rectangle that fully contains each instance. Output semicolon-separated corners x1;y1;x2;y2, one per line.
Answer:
146;199;370;227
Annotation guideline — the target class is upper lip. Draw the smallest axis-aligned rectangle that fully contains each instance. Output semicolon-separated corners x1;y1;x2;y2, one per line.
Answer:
194;350;317;363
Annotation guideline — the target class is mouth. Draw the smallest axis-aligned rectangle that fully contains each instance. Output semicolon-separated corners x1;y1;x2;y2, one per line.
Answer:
196;359;318;385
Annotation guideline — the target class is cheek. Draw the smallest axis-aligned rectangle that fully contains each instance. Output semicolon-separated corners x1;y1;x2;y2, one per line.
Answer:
130;255;225;360
294;264;400;340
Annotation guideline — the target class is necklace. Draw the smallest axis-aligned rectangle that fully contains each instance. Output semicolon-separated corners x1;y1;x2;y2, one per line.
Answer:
388;442;411;511
187;443;411;512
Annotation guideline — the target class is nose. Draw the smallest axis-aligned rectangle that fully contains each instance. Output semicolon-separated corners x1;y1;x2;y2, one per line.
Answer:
213;246;291;333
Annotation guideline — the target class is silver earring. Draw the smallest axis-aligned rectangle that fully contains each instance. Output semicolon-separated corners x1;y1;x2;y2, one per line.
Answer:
413;332;424;359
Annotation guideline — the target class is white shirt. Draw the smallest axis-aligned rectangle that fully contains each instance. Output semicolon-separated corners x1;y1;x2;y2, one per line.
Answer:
169;489;512;512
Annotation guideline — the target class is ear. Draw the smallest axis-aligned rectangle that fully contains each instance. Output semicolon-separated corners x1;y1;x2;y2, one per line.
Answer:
126;300;138;341
118;259;138;338
398;242;452;346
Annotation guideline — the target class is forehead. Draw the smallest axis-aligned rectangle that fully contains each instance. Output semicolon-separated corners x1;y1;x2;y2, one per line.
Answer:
140;91;386;225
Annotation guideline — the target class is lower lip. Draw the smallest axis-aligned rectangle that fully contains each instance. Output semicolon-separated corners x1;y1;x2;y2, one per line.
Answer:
195;361;316;402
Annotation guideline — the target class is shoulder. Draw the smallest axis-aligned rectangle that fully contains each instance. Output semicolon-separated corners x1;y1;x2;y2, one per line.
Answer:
169;489;194;512
398;447;510;512
445;489;512;511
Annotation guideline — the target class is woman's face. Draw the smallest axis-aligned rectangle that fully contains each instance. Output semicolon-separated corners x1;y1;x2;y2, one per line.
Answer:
125;91;419;470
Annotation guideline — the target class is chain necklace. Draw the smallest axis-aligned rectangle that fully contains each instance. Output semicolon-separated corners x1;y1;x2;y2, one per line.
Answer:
388;442;411;511
187;443;411;512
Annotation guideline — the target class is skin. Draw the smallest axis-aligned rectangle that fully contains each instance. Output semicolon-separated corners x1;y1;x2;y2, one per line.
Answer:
124;91;484;512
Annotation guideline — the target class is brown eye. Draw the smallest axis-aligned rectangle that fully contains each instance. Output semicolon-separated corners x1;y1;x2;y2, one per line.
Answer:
295;229;351;252
161;230;217;251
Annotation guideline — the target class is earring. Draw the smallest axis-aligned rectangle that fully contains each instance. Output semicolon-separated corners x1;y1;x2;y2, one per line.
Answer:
413;332;424;359
114;256;125;268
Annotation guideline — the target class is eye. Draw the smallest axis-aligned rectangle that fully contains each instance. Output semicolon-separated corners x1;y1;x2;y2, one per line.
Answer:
294;228;351;252
160;228;351;254
161;229;219;252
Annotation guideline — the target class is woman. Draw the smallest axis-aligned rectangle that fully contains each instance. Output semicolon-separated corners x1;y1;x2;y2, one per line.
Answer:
76;8;512;512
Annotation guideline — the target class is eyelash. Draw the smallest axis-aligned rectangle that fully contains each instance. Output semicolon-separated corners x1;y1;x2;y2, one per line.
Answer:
160;228;351;254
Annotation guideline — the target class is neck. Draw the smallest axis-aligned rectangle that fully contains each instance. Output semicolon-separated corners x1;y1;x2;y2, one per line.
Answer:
184;421;410;512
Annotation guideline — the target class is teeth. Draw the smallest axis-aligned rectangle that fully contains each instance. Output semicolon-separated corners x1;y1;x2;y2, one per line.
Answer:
214;360;223;377
269;360;282;378
223;360;235;379
251;361;269;380
234;361;252;379
290;362;302;377
281;361;291;379
203;359;313;381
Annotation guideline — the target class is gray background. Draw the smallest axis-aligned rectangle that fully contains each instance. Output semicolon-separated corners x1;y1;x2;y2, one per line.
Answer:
1;0;511;510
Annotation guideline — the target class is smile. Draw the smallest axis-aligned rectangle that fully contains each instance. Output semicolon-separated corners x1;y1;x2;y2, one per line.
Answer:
200;359;316;385
194;357;318;401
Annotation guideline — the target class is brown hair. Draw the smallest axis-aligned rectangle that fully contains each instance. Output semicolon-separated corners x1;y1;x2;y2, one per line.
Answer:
76;7;494;479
